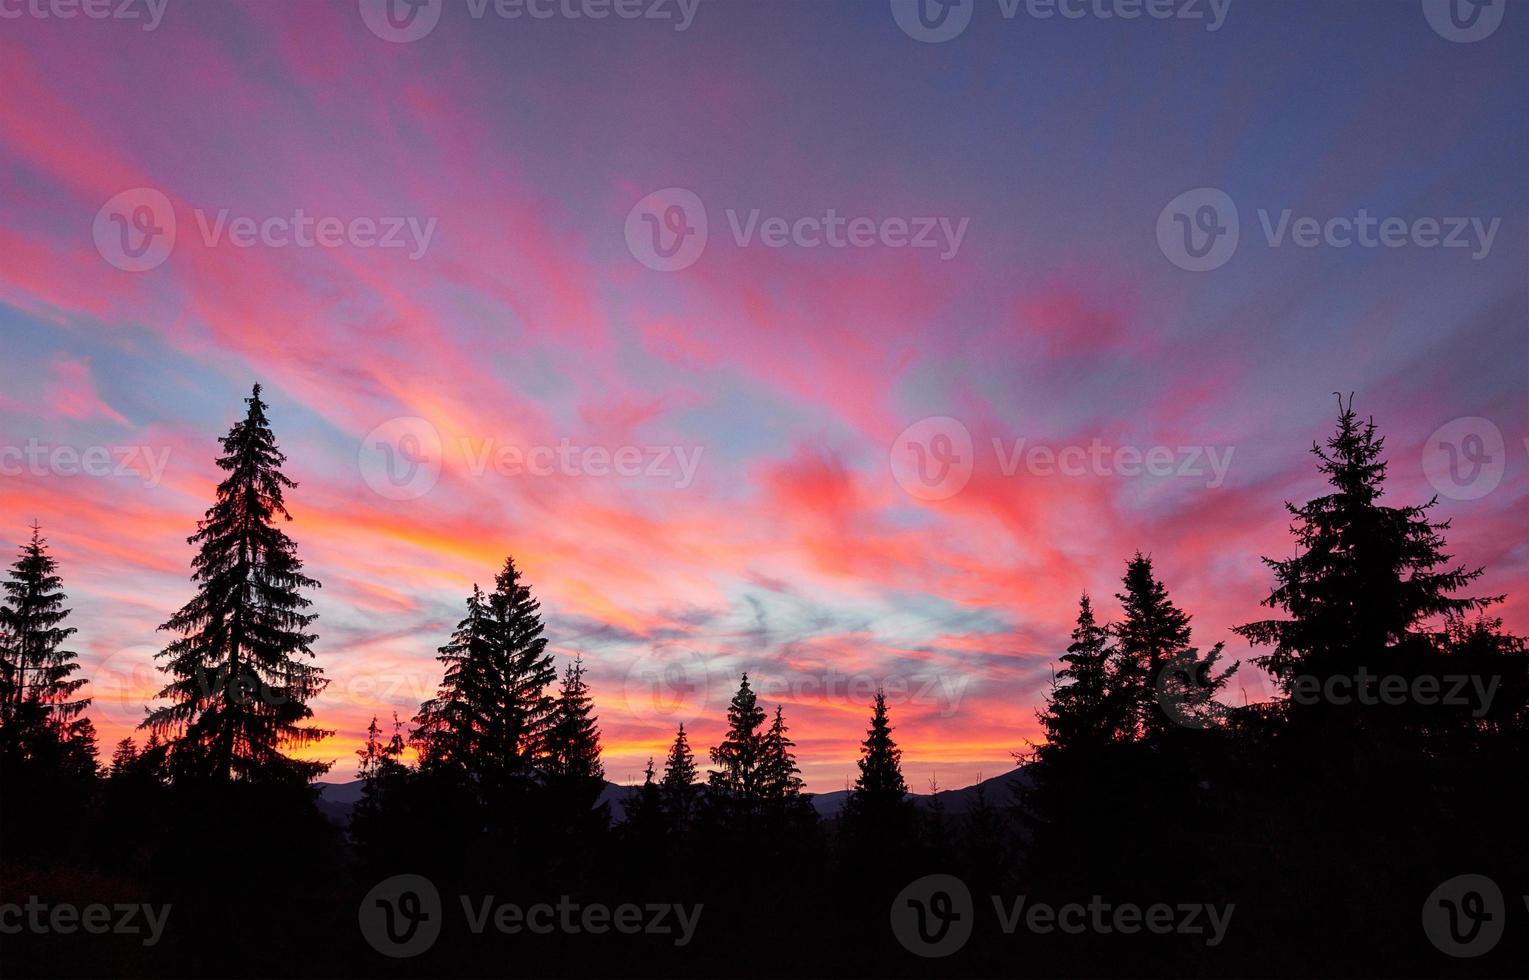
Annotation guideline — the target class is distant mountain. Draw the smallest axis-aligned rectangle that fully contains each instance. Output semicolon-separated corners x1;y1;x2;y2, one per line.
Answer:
807;765;1031;820
315;778;364;827
314;766;1031;829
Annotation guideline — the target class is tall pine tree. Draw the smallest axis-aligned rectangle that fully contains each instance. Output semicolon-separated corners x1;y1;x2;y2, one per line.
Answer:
841;689;913;849
543;655;606;819
1236;397;1491;693
1036;594;1119;758
487;556;558;779
412;557;557;799
1112;553;1198;739
660;722;699;832
145;385;329;784
0;524;91;762
109;736;140;777
707;673;766;806
758;704;804;801
413;584;501;771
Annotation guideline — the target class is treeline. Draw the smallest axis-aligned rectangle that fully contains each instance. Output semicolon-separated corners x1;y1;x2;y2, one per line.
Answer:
0;387;1525;979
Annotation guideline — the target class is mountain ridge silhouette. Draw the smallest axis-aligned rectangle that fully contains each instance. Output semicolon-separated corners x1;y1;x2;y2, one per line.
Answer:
314;764;1031;826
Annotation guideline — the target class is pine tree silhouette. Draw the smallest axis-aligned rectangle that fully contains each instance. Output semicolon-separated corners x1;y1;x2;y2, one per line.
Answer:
104;734;163;794
486;556;558;780
0;524;91;762
839;688;915;873
543;655;607;823
708;673;767;811
65;716;99;778
1111;553;1198;739
109;736;139;776
1036;594;1117;756
759;704;804;800
143;385;330;784
413;584;501;770
412;557;557;806
660;722;699;832
1218;400;1528;974
842;688;911;829
1236;396;1493;695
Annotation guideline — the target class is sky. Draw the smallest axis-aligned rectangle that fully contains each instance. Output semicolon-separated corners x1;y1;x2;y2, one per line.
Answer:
0;0;1525;792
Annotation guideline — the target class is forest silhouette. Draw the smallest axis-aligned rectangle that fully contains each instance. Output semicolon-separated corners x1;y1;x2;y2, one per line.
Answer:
0;386;1524;978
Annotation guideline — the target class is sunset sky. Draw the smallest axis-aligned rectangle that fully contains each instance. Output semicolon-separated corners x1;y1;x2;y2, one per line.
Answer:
1;0;1525;791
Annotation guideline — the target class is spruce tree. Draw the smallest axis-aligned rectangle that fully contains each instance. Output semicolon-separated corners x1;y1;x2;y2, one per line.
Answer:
840;689;913;864
63;717;99;778
0;525;91;760
1112;553;1197;739
487;556;557;779
144;385;330;784
1021;599;1143;892
759;704;804;800
660;722;699;831
1036;594;1119;757
707;673;766;805
843;689;910;824
412;557;557;801
106;734;163;789
543;655;606;816
412;585;501;771
109;736;139;776
1236;398;1491;692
